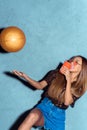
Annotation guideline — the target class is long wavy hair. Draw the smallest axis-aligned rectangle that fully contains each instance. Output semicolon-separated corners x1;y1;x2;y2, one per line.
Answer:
47;55;87;104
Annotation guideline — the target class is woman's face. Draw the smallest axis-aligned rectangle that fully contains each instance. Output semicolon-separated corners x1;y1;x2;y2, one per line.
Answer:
70;57;82;76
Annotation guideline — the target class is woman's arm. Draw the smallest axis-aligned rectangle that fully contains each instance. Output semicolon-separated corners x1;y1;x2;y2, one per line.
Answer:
60;66;73;106
12;70;48;89
64;80;73;106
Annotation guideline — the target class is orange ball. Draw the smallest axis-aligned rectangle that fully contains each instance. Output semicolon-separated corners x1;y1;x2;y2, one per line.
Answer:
0;26;26;52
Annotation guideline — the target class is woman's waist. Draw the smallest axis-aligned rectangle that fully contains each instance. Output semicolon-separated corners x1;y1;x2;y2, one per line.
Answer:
44;96;68;110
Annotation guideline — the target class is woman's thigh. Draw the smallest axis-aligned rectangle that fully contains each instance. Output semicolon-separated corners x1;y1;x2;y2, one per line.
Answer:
19;108;44;129
31;108;44;126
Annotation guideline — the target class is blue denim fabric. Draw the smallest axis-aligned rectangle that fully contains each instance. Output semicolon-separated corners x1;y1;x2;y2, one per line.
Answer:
36;98;65;130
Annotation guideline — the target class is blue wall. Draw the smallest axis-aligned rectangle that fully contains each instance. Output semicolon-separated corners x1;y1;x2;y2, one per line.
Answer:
0;0;87;130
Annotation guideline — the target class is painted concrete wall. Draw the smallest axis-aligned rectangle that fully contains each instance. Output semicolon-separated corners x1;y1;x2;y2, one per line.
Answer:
0;0;87;130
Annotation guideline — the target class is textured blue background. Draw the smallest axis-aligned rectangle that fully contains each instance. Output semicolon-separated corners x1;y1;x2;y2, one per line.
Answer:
0;0;87;130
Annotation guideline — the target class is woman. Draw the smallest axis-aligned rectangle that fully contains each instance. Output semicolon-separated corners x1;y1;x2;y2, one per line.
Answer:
12;55;87;130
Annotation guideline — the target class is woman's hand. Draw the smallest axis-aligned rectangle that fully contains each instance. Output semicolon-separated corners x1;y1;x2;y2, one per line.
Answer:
12;70;26;79
60;66;71;82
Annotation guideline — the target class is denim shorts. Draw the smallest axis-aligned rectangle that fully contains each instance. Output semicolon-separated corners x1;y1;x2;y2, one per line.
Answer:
36;97;65;130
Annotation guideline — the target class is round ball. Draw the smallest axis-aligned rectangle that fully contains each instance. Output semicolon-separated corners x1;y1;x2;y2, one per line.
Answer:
0;26;26;52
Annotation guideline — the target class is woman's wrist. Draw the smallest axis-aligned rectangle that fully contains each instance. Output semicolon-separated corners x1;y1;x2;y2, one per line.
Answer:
66;80;71;89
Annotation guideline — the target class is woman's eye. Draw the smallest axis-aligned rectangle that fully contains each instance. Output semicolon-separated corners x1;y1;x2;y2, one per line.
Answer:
74;61;81;65
75;61;78;64
74;61;78;65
